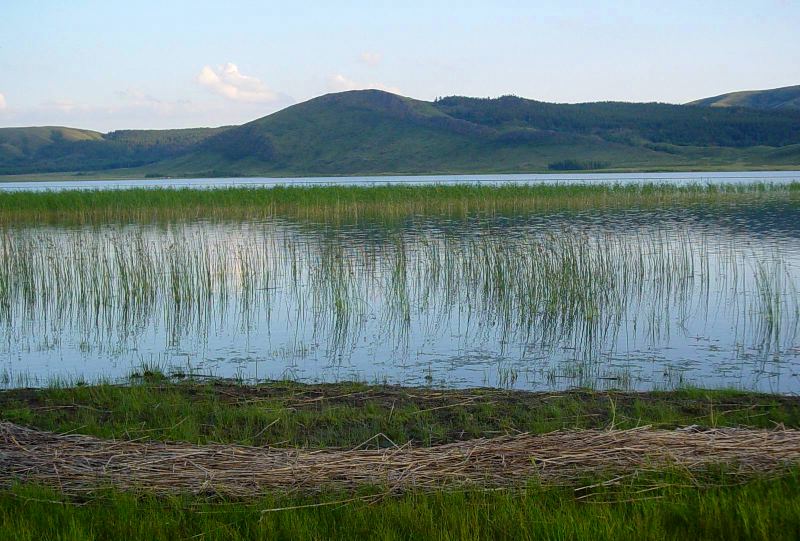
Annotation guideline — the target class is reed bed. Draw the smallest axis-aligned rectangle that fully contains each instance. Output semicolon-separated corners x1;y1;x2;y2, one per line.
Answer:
1;218;797;377
2;421;800;497
0;183;798;224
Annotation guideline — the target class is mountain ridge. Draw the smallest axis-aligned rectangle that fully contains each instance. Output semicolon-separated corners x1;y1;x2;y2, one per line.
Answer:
2;88;800;177
688;85;800;111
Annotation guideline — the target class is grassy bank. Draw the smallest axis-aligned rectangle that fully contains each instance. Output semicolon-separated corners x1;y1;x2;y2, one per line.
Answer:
2;381;800;540
0;182;798;223
3;380;800;447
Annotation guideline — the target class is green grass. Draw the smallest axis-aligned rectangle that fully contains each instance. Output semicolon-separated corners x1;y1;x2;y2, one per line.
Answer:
3;182;799;539
0;182;798;223
3;380;799;447
688;84;800;111
4;381;800;539
3;471;800;540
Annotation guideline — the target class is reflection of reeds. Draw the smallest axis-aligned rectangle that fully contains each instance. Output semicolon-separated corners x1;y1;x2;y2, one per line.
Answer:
0;219;797;375
752;259;800;355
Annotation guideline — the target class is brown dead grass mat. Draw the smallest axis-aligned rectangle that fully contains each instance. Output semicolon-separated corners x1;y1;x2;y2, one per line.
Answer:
2;422;800;497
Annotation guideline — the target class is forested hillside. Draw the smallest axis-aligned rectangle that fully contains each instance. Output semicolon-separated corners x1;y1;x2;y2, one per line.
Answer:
435;95;800;147
2;89;800;177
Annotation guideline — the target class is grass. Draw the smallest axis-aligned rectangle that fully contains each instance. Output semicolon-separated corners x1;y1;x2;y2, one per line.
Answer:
2;472;800;541
3;380;799;447
3;381;800;540
2;183;799;538
0;182;798;223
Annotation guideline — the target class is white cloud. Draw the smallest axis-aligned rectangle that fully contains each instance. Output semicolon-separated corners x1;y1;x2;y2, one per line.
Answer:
197;63;279;103
329;74;360;91
359;51;382;66
2;84;295;132
0;93;7;110
328;74;401;95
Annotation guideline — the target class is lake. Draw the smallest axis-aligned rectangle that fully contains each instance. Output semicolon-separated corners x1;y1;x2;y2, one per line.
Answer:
1;170;800;192
1;173;799;392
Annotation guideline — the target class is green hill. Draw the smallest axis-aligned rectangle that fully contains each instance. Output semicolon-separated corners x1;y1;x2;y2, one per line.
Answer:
0;126;229;175
0;126;102;158
159;90;800;176
688;85;800;111
3;89;800;177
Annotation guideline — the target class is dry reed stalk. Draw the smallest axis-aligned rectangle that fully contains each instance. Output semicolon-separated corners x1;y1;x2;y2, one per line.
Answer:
2;422;800;497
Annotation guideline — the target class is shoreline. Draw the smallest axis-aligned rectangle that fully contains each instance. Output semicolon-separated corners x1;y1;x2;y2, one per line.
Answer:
3;380;800;539
3;166;800;184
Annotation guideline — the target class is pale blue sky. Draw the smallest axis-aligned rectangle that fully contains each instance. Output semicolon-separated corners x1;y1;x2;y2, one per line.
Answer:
0;0;798;131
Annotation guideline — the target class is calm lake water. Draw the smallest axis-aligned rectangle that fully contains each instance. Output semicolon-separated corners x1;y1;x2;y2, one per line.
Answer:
1;170;800;191
2;172;799;391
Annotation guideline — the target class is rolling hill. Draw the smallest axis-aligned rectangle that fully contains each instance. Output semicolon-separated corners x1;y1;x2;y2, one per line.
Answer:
2;89;800;177
688;85;800;111
0;126;230;175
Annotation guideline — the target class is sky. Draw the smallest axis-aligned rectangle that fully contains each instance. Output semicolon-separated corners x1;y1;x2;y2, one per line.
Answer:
0;0;798;132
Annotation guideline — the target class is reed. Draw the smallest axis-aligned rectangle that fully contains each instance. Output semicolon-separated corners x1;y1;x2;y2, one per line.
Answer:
4;382;800;539
0;182;797;224
3;421;800;497
1;216;797;388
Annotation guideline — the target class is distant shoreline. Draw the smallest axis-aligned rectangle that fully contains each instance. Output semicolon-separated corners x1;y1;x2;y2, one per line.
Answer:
3;165;800;183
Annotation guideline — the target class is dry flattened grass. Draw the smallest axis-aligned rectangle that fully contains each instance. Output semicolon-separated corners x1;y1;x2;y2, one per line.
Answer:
2;422;800;497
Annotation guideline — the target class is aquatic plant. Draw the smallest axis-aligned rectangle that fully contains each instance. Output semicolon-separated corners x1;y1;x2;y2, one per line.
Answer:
0;213;797;390
0;182;797;224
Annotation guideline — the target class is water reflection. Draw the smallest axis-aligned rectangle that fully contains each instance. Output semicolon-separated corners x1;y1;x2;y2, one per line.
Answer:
1;204;799;392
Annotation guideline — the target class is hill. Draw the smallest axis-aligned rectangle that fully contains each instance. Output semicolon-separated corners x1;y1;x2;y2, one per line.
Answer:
0;126;230;175
3;89;800;177
158;90;800;176
688;85;800;111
